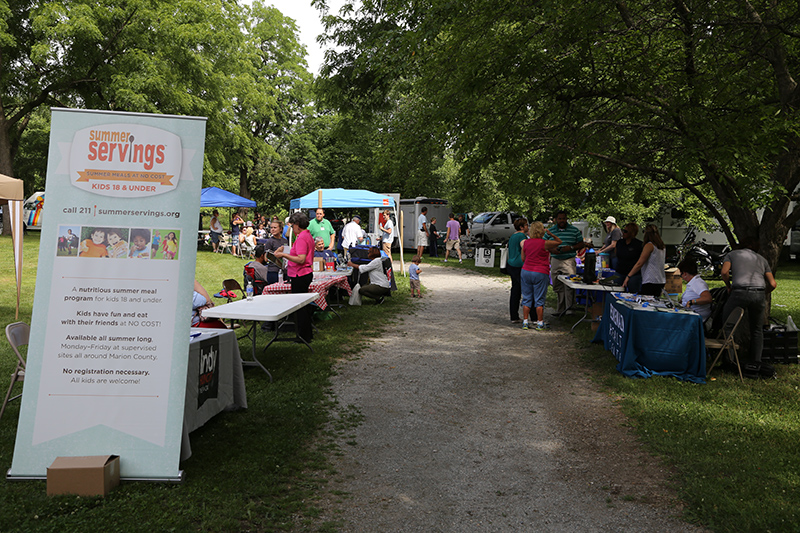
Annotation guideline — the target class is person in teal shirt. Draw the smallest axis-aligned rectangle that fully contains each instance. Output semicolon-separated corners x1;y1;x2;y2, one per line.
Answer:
545;210;586;315
308;208;336;251
507;217;529;322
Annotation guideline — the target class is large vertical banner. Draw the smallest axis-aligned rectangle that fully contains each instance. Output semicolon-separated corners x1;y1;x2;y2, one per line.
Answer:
9;109;206;481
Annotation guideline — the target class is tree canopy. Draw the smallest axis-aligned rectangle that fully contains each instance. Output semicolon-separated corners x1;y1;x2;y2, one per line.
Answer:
318;0;800;267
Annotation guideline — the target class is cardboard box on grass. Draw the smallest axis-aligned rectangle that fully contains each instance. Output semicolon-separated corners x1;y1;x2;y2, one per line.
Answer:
47;455;120;497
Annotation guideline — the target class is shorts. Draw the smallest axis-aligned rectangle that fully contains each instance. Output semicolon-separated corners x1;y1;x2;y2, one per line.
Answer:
445;239;460;251
416;230;429;247
210;231;221;244
410;279;421;290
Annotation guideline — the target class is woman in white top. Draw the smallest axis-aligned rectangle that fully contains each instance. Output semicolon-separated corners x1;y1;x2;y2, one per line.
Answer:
677;258;712;321
622;224;666;296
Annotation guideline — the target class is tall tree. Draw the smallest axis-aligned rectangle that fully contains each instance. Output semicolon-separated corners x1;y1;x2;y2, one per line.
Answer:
319;0;800;268
227;0;312;200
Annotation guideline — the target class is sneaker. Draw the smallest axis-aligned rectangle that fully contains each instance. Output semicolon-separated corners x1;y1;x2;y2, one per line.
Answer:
459;259;463;263
443;259;447;262
535;322;550;331
522;320;529;330
376;296;385;305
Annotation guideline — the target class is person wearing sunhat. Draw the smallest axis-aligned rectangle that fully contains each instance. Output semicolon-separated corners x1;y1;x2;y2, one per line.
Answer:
596;216;623;270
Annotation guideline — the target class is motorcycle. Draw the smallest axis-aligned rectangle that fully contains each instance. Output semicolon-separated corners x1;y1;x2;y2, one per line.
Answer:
673;227;730;278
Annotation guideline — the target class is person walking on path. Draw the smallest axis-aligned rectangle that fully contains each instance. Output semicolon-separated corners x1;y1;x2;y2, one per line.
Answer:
444;212;463;263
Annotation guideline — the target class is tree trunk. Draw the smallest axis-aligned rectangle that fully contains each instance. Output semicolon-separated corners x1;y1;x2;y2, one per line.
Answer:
0;113;15;236
239;165;250;200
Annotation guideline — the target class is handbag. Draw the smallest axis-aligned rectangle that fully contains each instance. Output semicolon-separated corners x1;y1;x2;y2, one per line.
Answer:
349;283;362;306
499;247;509;274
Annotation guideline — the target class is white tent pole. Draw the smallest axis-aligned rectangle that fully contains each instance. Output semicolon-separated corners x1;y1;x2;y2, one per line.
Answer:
399;210;405;276
9;200;23;319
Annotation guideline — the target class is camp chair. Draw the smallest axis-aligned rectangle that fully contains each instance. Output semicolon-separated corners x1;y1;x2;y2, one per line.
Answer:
2;322;29;420
706;306;744;382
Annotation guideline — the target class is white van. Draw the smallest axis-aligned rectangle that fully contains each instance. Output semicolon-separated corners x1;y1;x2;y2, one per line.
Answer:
23;191;45;230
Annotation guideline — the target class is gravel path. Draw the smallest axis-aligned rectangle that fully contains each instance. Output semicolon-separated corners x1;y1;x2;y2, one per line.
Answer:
314;264;704;532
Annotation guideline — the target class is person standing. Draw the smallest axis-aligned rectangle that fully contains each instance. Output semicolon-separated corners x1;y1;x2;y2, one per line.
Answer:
409;255;422;297
721;238;777;364
458;214;470;238
416;207;429;258
428;217;439;257
274;212;315;343
521;222;562;330
614;223;643;293
379;209;395;257
209;210;223;252
342;215;366;258
308;208;336;251
507;217;529;322
622;224;666;297
545;210;586;316
596;216;623;269
230;212;243;257
444;212;463;263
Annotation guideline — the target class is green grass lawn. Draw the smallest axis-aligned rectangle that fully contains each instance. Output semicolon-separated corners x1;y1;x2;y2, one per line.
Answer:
0;236;798;532
0;234;412;532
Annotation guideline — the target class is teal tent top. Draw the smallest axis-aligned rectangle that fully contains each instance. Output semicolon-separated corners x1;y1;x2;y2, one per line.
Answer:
200;187;256;208
290;188;395;210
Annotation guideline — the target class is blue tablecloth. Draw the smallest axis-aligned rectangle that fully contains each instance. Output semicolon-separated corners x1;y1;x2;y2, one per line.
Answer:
592;298;707;383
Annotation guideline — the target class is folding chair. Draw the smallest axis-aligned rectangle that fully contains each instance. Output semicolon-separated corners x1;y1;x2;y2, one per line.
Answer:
240;237;256;259
706;306;744;381
216;234;230;254
2;322;29;420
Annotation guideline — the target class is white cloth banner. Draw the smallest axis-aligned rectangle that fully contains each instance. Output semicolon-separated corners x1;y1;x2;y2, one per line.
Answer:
9;109;207;481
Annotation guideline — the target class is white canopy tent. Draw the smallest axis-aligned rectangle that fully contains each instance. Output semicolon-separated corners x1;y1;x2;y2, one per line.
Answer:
0;174;25;318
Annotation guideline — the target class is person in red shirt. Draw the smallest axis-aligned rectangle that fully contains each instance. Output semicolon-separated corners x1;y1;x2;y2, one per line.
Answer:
274;212;315;342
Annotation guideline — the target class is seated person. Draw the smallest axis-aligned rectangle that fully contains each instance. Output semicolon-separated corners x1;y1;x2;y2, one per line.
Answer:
347;246;391;304
313;237;338;261
677;258;712;321
247;245;270;293
192;280;227;329
262;221;288;284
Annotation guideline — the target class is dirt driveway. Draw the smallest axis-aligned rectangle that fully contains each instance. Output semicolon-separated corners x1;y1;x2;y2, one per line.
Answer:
314;265;704;532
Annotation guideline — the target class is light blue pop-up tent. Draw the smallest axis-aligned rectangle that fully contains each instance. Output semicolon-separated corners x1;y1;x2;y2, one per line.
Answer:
289;188;394;210
200;187;257;208
290;188;404;273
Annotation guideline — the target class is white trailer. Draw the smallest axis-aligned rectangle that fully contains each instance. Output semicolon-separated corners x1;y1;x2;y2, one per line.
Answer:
400;197;450;250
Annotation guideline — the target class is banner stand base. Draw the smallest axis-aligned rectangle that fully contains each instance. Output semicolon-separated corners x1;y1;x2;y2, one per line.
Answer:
7;469;185;483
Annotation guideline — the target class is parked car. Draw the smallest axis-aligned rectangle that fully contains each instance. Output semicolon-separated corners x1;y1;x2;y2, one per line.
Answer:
469;211;522;243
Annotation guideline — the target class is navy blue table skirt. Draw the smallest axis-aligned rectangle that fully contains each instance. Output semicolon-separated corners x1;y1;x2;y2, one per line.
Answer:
593;298;707;383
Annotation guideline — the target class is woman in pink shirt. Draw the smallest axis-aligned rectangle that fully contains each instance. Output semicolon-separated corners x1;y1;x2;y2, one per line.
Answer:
274;211;315;342
520;221;561;331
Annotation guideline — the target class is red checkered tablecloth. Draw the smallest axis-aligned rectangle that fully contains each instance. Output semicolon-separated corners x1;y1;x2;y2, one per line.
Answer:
261;275;352;310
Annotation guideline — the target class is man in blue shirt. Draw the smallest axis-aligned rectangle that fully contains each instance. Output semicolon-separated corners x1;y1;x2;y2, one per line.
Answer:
545;210;586;315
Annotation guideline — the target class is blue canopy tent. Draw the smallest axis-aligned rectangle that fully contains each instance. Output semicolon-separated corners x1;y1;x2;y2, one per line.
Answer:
200;187;257;208
289;188;394;210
